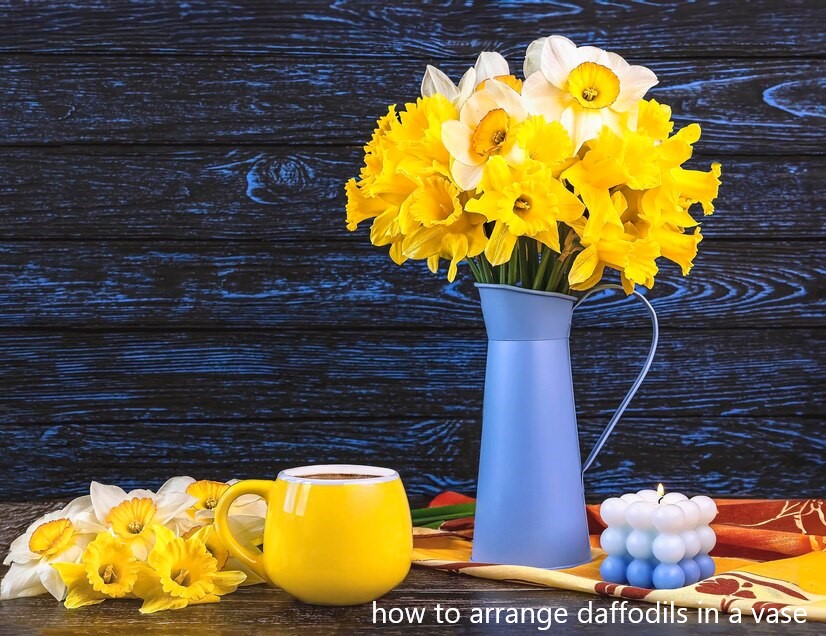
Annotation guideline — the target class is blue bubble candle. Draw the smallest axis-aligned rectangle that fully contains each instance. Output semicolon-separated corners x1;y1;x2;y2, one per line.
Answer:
599;484;718;589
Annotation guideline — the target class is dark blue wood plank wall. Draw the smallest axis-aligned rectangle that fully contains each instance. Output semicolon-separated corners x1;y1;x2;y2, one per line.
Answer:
0;1;823;501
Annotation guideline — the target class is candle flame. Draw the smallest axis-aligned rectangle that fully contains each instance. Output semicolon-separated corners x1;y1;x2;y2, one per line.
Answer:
657;483;665;497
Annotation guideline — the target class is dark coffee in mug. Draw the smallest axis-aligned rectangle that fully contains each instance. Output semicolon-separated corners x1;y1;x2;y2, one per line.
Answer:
303;473;373;480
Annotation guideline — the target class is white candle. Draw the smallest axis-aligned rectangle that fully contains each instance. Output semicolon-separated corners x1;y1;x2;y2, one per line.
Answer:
600;484;718;590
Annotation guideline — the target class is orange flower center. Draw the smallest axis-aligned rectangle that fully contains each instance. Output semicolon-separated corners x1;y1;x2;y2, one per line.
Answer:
475;74;523;94
566;62;620;110
186;480;230;511
471;109;511;158
106;497;157;539
29;518;75;557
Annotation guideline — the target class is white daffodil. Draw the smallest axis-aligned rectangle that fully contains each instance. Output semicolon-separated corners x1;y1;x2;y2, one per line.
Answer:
441;78;528;190
86;481;196;560
421;51;513;109
522;35;658;152
1;496;101;600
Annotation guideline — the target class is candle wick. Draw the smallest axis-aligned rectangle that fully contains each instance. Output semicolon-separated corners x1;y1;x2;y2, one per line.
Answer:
657;496;664;504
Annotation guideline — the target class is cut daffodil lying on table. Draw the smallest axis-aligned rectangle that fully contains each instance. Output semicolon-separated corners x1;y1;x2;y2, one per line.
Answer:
1;477;264;613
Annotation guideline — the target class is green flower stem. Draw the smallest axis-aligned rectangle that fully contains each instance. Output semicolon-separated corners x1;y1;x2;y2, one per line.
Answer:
466;257;483;281
479;253;494;282
546;257;564;293
526;239;538;284
507;248;519;286
532;245;554;290
517;239;529;287
410;503;477;525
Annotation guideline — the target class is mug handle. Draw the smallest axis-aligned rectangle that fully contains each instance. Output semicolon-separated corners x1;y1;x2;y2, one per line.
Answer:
573;284;659;474
214;479;272;582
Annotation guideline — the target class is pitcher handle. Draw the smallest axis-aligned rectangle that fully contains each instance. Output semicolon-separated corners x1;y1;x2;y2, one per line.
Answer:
574;284;659;474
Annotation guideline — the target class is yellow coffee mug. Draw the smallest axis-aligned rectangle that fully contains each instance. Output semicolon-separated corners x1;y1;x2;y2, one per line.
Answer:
214;464;412;605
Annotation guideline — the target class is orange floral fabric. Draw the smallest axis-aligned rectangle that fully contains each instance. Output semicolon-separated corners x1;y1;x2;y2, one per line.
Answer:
413;495;826;622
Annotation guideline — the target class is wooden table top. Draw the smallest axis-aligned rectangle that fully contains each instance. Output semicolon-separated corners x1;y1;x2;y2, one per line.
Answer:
2;502;822;634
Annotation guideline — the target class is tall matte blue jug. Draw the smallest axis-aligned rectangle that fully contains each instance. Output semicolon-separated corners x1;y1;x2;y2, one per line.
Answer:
472;283;658;569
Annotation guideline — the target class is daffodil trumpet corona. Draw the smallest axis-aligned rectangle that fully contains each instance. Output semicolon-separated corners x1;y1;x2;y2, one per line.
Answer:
346;36;721;295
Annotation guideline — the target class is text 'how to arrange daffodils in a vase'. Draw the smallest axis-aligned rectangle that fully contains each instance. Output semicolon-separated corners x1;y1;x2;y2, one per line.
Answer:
345;35;721;293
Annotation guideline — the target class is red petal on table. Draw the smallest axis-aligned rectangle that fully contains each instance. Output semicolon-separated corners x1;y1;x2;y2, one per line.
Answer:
429;492;476;507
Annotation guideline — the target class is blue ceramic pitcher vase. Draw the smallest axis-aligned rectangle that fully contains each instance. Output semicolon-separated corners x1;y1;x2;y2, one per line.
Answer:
472;283;659;569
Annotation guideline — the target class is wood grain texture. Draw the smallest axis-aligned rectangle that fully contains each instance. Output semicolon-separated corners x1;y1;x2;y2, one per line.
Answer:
0;148;823;240
1;417;822;501
2;57;824;153
1;330;822;425
0;241;822;330
0;0;823;59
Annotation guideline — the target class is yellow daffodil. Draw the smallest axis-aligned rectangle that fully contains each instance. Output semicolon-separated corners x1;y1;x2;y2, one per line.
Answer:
466;156;584;264
504;115;576;176
522;36;658;151
1;496;99;601
52;532;141;609
441;79;527;189
183;525;229;570
400;176;487;280
346;95;459;265
134;525;245;614
636;98;674;141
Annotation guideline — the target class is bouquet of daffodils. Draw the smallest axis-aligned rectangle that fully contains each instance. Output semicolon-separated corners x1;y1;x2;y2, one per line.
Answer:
346;36;721;294
0;478;265;613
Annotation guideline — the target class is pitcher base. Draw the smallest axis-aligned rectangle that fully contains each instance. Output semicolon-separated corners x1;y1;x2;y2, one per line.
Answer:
469;553;593;570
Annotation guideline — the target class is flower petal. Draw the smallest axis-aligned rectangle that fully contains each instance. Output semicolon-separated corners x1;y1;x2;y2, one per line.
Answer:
421;65;459;102
154;492;198;524
156;476;195;496
459;88;500;128
61;496;94;517
474;51;509;83
522;72;568;120
481;79;527;122
0;562;46;599
484;221;518;266
402;226;444;259
568;244;600;286
441;120;479;167
211;571;247;596
523;37;547;78
139;588;188;614
564;107;605;153
614;64;658;111
450;160;484;191
90;482;129;524
479;155;513;193
38;561;67;601
456;67;477;106
541;35;580;88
